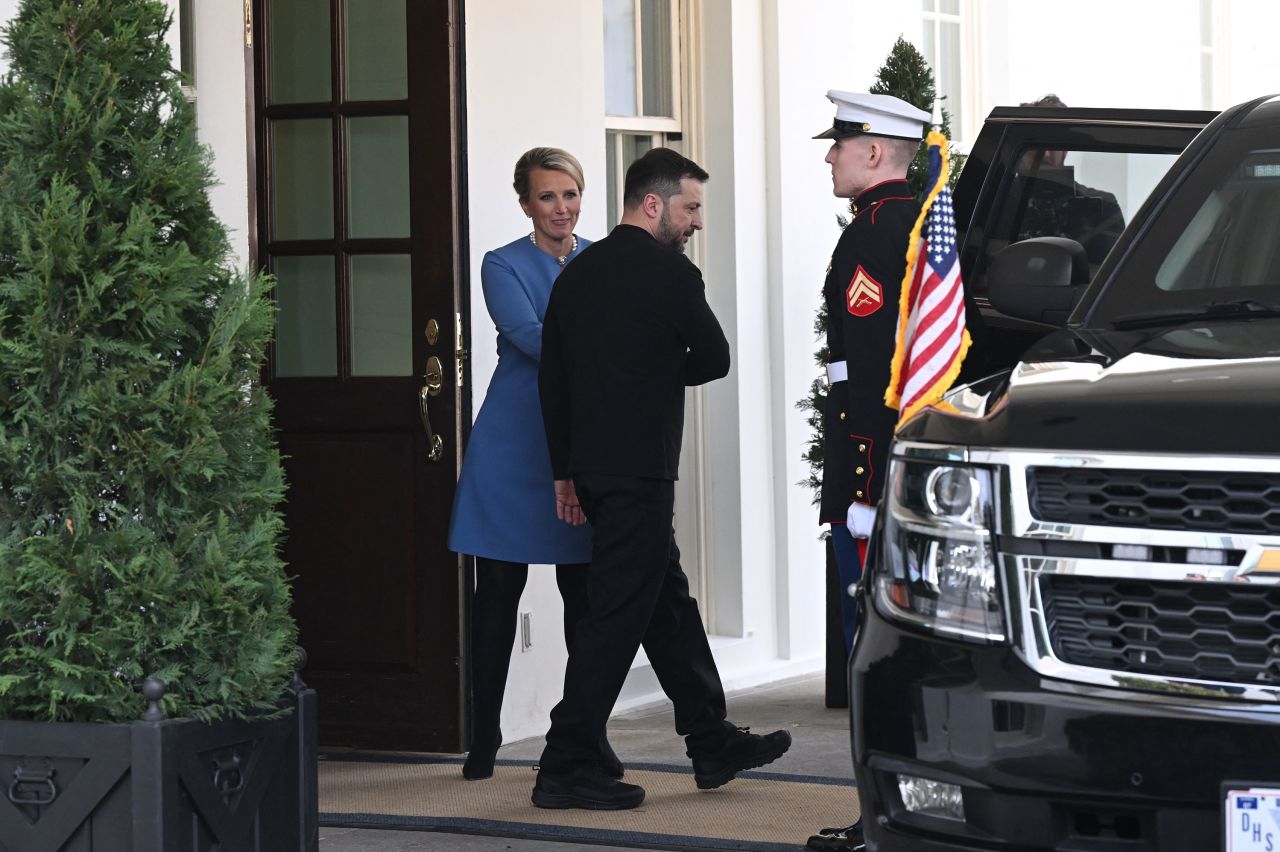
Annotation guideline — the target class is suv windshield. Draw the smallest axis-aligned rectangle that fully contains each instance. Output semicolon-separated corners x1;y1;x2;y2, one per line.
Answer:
1087;125;1280;327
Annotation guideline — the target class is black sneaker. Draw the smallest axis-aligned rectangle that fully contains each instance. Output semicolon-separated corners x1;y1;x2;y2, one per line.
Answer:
805;822;865;852
531;765;645;810
689;726;792;790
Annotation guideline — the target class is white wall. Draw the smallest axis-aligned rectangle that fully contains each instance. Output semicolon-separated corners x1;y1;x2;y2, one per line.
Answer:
1219;0;1280;109
191;0;252;267
758;0;858;664
970;0;1280;127
996;0;1203;111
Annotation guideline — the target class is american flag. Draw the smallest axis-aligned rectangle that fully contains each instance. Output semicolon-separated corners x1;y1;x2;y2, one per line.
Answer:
884;130;971;423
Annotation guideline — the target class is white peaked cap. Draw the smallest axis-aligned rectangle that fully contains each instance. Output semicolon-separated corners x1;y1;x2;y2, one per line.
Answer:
813;90;931;141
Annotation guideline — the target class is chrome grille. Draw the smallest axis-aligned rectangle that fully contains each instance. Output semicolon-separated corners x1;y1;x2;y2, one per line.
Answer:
893;442;1280;702
1042;574;1280;686
1028;467;1280;534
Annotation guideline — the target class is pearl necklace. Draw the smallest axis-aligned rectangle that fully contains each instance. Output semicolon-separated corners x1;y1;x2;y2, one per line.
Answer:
530;231;578;267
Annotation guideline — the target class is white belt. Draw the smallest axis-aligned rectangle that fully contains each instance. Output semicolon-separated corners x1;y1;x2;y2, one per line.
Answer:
826;360;848;384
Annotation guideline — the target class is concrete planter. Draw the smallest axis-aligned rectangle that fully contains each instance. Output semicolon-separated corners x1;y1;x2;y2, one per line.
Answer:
0;688;318;852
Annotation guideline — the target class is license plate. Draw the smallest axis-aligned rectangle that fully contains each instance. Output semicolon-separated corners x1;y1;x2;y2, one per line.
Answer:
1225;787;1280;852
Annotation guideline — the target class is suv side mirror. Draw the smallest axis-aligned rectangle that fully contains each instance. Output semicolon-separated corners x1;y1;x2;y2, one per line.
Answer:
988;236;1091;326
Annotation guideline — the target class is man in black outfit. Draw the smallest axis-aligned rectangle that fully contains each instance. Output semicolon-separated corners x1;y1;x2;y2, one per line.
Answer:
534;148;791;810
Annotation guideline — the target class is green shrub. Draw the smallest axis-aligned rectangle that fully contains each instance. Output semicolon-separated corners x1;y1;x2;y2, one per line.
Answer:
0;0;296;723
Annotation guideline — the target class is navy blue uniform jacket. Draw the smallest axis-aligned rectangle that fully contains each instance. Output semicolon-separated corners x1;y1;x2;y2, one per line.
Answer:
820;179;920;523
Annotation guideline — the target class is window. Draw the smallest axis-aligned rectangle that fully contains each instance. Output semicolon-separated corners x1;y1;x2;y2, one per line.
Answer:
976;146;1181;294
179;0;195;84
921;0;963;143
603;0;681;227
1156;146;1280;293
1089;129;1280;323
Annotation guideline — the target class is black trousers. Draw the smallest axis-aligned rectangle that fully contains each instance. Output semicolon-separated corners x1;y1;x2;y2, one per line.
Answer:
539;473;728;772
469;557;589;748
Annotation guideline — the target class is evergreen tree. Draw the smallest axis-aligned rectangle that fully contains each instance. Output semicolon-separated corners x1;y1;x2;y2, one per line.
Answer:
0;0;296;723
798;36;964;504
869;36;966;196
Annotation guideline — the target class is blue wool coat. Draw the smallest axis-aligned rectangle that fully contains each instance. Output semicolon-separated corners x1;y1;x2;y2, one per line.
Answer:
447;234;594;564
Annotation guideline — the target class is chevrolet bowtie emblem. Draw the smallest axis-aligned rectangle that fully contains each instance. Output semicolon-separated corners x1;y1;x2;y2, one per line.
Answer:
1251;548;1280;573
1237;545;1280;581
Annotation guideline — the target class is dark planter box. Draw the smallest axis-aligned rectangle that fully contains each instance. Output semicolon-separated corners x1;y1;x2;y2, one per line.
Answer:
0;688;318;852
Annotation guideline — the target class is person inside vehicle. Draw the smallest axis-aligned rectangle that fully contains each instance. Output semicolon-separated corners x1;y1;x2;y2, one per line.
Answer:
1008;94;1126;266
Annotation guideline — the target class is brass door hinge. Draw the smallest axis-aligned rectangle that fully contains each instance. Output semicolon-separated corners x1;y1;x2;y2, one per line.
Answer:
244;0;253;48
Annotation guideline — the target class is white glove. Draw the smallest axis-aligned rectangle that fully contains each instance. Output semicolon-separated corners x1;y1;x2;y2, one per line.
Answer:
847;502;877;539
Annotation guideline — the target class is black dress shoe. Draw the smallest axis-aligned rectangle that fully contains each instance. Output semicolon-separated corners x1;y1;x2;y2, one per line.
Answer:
689;726;792;790
531;765;645;810
816;819;861;836
805;821;865;852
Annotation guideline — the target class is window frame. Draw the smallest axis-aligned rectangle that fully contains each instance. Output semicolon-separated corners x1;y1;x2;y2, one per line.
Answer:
921;0;981;148
602;0;685;227
604;0;682;132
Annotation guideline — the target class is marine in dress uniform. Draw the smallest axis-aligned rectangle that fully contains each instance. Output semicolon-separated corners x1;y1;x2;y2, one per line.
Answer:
808;90;930;852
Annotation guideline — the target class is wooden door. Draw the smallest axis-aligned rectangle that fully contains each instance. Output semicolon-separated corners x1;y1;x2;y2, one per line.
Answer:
252;0;467;751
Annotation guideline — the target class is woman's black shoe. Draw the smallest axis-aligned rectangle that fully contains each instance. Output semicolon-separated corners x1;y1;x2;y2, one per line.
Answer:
461;729;502;780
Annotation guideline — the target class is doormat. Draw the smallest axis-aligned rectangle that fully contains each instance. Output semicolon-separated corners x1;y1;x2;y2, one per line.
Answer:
319;752;860;852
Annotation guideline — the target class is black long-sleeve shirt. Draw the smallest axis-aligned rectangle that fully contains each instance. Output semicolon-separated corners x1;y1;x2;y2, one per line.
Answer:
539;224;730;481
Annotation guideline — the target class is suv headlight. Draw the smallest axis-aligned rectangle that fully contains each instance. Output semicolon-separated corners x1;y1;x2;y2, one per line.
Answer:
874;457;1005;642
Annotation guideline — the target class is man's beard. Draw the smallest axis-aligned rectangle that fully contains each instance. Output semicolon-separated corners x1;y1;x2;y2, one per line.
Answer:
656;209;689;253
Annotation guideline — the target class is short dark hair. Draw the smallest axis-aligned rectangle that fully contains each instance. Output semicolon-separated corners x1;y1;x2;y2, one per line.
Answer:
1021;93;1066;108
623;148;709;209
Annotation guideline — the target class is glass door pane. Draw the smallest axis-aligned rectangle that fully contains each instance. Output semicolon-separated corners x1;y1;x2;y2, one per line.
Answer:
347;116;410;239
272;119;335;240
275;255;338;376
350;254;412;376
345;0;408;101
269;0;332;104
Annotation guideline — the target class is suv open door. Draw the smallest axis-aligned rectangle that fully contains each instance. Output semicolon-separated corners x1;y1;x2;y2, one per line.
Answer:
953;106;1216;375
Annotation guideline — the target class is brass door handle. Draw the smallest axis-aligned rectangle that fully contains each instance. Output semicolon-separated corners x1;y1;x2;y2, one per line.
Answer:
418;355;445;462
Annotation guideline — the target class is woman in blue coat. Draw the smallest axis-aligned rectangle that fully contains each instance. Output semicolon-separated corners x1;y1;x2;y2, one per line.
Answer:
448;148;620;780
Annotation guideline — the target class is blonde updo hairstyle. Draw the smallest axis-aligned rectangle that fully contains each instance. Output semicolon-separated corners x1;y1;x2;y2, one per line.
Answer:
512;147;585;203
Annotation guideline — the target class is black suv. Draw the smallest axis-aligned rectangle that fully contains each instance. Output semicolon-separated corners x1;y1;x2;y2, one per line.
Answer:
852;96;1280;850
